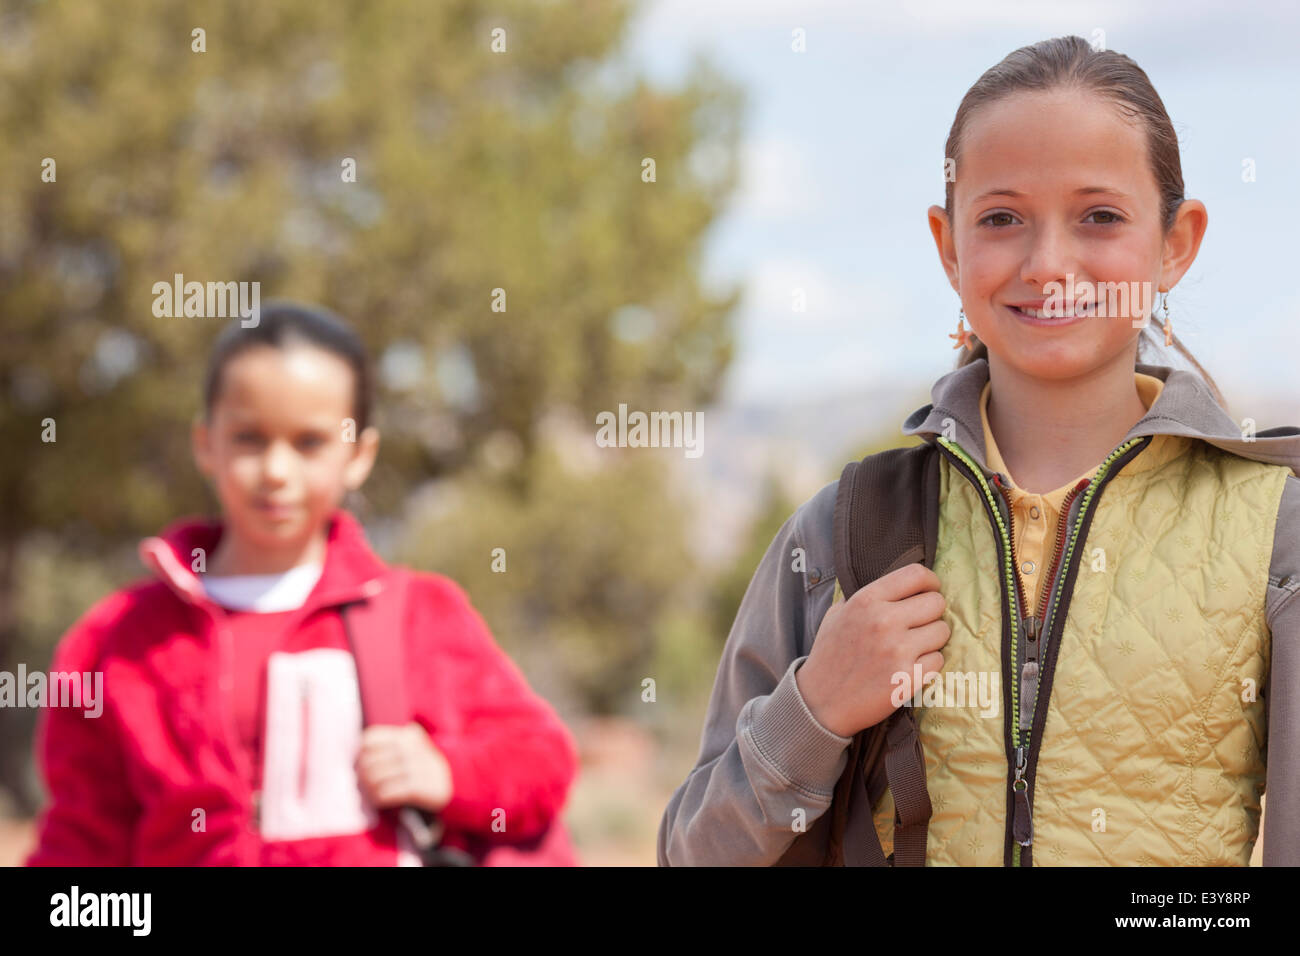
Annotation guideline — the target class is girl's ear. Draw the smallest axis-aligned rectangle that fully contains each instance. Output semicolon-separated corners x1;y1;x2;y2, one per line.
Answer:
1160;198;1208;289
191;416;215;478
927;204;961;294
343;425;380;491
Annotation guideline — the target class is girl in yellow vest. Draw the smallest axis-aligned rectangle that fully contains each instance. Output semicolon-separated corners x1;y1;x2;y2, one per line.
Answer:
659;35;1300;866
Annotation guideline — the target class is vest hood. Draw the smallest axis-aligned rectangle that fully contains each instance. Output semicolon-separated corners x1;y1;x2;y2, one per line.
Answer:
901;357;1300;479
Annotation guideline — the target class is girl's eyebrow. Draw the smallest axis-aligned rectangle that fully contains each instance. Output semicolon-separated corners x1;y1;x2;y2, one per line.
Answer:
970;186;1133;203
225;416;336;433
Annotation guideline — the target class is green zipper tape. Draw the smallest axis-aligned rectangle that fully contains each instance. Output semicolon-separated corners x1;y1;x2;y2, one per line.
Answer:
1037;437;1146;677
935;436;1024;747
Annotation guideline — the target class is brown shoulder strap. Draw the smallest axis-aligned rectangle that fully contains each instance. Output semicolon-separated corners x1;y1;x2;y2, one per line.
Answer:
833;442;940;592
824;442;940;867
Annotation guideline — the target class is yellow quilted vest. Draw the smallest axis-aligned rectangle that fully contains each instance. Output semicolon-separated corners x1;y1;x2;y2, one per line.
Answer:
870;433;1290;865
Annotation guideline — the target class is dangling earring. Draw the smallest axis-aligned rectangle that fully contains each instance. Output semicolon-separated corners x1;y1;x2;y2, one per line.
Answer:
950;308;973;350
1159;292;1173;347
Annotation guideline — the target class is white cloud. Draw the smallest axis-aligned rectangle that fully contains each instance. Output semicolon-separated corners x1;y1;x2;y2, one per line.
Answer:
744;257;835;325
723;261;924;400
735;138;823;220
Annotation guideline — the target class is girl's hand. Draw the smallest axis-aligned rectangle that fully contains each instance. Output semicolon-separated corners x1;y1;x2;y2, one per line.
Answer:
356;723;454;813
796;562;949;738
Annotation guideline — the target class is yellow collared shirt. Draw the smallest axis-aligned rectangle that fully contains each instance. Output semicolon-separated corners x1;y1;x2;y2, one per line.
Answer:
981;373;1165;617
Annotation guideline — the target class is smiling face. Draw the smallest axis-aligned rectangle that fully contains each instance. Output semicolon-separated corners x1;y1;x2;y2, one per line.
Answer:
930;87;1202;382
192;343;378;565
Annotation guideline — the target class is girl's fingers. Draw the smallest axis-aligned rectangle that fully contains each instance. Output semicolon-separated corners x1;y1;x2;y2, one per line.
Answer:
372;779;416;807
907;617;952;655
357;736;400;761
358;729;422;764
361;764;407;790
359;766;408;801
364;771;417;808
915;650;945;678
357;753;404;783
357;724;443;808
361;723;425;748
361;725;404;745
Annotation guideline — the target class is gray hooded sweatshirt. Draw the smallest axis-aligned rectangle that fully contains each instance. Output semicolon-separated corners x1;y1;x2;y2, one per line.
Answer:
658;358;1300;866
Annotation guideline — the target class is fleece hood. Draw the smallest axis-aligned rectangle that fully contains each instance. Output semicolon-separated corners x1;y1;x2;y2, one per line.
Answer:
900;357;1300;479
137;508;390;615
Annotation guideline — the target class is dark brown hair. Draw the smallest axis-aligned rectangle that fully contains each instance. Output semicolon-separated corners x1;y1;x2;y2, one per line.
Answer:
203;301;373;431
943;35;1225;407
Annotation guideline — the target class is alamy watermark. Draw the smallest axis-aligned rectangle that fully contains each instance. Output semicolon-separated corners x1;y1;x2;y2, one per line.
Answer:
891;663;999;718
0;666;103;717
1034;275;1159;327
152;273;260;327
50;886;150;935
595;403;703;458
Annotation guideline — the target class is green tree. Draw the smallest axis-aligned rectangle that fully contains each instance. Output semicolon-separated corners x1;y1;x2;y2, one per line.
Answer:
390;444;702;718
0;0;742;810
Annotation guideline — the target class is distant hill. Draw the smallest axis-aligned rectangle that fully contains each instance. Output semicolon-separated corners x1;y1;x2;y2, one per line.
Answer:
671;375;928;567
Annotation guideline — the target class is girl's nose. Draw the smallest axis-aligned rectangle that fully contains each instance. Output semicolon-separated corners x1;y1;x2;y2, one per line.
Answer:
260;440;296;484
1019;223;1075;292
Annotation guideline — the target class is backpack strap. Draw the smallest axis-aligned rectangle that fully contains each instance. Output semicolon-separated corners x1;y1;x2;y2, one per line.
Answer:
340;570;475;866
823;442;940;867
343;571;412;727
833;442;940;589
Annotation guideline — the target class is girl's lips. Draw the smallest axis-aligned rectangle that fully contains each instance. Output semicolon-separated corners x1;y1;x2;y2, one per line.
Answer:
1004;303;1092;327
255;501;299;519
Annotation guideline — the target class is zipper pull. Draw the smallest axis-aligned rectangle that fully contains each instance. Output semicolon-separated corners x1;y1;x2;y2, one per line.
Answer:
1019;660;1039;733
1019;613;1040;733
1012;747;1033;846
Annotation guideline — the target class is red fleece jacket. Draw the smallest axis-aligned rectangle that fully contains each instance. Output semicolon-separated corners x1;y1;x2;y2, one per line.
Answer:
26;509;579;866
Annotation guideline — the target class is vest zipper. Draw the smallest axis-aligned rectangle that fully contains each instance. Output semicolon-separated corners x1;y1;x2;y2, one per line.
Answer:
995;475;1087;859
934;434;1153;866
1013;435;1152;865
997;476;1089;741
1016;478;1089;739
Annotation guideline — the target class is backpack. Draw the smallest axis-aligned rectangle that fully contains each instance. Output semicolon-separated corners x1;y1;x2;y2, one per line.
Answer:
821;442;941;867
339;568;575;866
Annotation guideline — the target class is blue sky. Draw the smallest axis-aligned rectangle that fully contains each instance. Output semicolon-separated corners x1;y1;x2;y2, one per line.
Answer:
625;0;1300;410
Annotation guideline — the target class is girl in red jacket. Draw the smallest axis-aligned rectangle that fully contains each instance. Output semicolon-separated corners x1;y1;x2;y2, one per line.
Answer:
27;301;579;866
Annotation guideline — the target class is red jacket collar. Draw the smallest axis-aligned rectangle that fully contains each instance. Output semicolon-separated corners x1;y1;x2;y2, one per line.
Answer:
138;508;390;613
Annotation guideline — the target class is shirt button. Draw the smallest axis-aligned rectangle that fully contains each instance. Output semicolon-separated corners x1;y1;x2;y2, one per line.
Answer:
1030;506;1040;519
1022;560;1035;574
